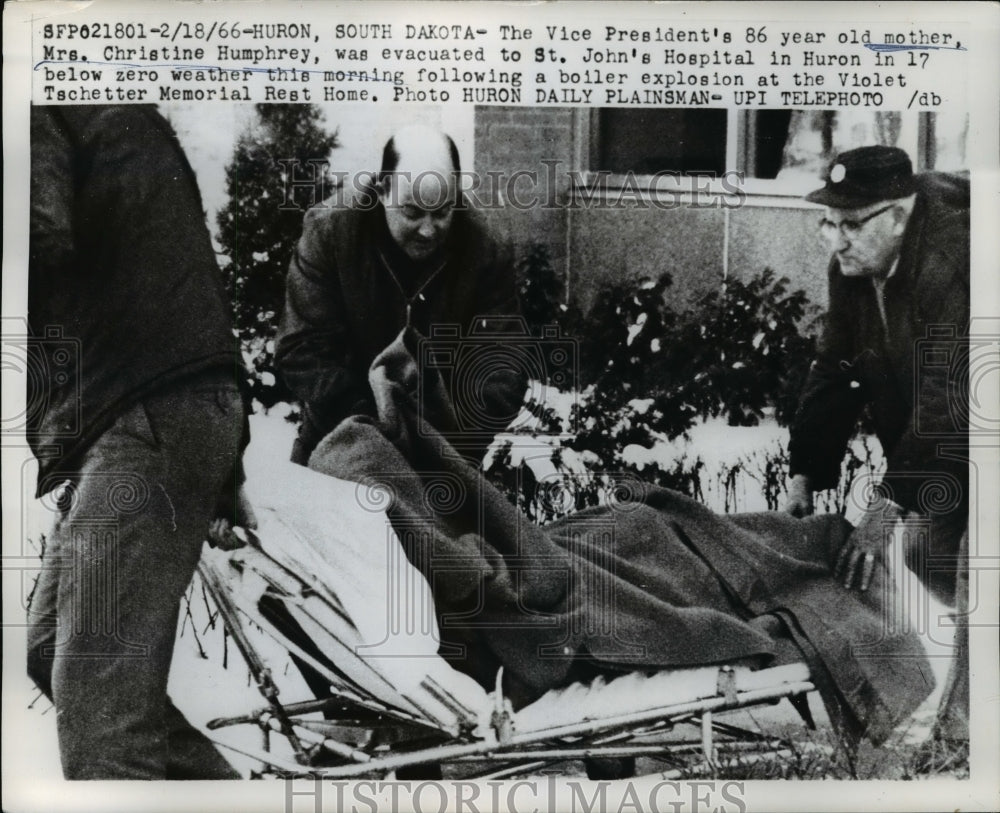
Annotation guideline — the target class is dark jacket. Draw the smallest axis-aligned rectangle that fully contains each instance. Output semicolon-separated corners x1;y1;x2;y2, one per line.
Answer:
28;105;242;493
276;198;526;464
788;172;970;517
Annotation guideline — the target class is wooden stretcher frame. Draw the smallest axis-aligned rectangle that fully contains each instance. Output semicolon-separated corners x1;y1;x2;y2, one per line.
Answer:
195;538;817;780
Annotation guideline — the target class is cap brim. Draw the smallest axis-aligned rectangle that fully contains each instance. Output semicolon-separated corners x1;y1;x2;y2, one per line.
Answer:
804;177;917;209
804;185;884;209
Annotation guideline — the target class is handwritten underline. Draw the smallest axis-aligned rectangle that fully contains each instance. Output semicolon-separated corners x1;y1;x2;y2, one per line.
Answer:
863;43;966;53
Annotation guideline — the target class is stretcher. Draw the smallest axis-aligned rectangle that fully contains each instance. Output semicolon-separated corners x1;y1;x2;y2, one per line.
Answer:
194;464;817;780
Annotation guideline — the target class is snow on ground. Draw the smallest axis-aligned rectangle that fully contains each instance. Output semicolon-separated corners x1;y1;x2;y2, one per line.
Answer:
11;405;955;780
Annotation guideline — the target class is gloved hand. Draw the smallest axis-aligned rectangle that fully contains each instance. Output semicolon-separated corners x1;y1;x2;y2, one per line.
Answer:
834;495;904;591
783;474;815;518
208;482;258;551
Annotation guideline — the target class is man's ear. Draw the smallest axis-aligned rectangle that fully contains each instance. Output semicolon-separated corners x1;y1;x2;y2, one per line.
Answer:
890;195;915;235
890;204;909;235
376;174;392;204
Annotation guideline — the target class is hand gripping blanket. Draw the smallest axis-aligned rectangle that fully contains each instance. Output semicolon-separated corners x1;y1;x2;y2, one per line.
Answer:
308;328;933;744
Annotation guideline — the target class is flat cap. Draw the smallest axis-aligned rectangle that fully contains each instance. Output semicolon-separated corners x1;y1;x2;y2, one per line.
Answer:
805;145;916;209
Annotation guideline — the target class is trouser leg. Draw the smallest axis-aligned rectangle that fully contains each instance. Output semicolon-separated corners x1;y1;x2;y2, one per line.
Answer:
930;527;969;743
163;698;242;779
26;533;62;700
903;510;965;608
27;384;244;779
901;511;968;744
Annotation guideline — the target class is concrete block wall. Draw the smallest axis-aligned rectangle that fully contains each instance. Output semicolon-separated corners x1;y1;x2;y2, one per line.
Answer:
473;106;833;314
473;106;575;281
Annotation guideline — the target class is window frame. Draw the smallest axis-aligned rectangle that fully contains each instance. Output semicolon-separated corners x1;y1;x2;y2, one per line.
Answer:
571;108;945;210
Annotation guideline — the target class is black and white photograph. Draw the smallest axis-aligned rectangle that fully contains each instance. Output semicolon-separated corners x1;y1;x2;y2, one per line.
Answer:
3;2;998;812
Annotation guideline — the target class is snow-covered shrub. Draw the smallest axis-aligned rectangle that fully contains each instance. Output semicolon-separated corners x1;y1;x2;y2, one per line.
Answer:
676;269;819;426
484;244;862;520
217;104;340;408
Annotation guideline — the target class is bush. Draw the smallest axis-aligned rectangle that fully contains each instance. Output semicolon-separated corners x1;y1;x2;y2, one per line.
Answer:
216;104;339;409
575;267;819;430
679;270;818;426
514;244;819;427
516;243;576;340
487;244;826;519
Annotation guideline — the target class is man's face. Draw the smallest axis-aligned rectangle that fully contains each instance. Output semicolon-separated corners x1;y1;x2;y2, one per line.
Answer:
380;170;455;262
820;201;905;279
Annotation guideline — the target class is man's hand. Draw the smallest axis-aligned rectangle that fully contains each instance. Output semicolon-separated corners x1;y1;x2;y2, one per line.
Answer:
784;474;815;518
834;496;904;591
208;483;258;551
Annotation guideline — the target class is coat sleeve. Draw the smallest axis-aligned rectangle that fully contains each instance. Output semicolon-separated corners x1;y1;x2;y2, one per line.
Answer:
275;211;375;438
29;108;77;288
470;237;529;429
880;223;969;514
787;261;868;490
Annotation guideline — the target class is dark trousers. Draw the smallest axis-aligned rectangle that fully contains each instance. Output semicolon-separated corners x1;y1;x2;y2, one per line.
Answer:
901;512;968;742
27;382;245;779
930;525;969;743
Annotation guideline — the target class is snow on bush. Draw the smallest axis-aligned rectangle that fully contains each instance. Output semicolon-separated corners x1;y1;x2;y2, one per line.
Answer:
482;246;879;521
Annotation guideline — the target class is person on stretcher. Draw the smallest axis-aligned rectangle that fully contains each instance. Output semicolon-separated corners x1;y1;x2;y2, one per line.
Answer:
213;129;935;749
286;326;934;748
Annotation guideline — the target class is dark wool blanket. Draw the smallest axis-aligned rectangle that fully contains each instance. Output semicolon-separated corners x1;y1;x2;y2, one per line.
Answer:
309;329;933;744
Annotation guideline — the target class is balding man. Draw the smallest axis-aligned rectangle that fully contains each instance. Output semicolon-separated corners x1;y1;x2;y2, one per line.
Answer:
276;126;526;465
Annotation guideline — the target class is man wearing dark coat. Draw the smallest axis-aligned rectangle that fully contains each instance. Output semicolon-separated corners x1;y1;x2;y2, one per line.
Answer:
26;105;253;778
784;145;969;743
276;125;527;467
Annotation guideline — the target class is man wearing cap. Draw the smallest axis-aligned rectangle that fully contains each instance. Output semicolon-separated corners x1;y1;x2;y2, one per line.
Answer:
784;145;969;744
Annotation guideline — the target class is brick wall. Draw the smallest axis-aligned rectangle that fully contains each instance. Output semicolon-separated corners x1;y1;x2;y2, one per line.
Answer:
473;106;574;278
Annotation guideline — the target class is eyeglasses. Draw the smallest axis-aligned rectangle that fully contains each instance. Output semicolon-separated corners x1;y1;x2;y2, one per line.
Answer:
818;203;895;241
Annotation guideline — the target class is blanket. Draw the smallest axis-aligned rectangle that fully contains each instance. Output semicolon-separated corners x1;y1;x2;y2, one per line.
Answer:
308;328;933;744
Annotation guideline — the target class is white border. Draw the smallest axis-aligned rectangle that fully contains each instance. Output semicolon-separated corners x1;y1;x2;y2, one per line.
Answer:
3;2;997;812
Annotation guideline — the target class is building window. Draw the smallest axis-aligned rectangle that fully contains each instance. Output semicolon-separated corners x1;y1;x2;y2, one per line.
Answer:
580;109;968;201
744;110;922;184
920;111;969;172
593;108;728;175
